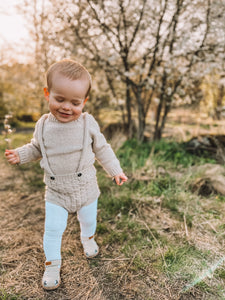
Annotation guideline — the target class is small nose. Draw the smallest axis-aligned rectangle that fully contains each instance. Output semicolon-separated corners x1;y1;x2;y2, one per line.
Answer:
61;102;70;110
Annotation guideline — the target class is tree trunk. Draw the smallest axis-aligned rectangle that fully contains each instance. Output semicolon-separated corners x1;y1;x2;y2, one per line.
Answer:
215;85;224;120
136;86;146;142
159;102;170;139
153;98;163;141
125;78;133;138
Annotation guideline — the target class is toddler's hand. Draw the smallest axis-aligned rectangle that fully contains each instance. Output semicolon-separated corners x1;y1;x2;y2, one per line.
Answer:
5;149;20;165
113;173;128;186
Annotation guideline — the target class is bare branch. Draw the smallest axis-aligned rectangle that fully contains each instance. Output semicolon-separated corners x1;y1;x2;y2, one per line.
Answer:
147;0;169;77
169;0;184;54
119;0;128;51
188;0;211;68
86;0;121;54
128;0;147;50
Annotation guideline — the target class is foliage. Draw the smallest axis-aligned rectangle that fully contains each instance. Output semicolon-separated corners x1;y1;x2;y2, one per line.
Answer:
0;63;47;119
117;138;216;171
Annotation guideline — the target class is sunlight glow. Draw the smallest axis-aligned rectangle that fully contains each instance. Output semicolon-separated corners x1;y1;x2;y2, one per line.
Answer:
182;256;225;293
0;0;30;61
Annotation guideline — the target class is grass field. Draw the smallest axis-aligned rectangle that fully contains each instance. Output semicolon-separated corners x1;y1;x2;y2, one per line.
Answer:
0;130;225;299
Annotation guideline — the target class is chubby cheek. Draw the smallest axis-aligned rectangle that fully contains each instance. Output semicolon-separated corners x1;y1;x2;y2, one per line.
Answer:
73;106;83;114
49;100;59;110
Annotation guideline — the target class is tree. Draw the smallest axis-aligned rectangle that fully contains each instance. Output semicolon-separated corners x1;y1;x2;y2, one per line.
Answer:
46;0;221;141
17;0;59;116
15;0;225;141
0;62;42;118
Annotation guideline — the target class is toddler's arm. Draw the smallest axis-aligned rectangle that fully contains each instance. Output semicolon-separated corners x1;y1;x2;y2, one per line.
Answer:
5;149;20;165
89;115;128;183
11;116;45;165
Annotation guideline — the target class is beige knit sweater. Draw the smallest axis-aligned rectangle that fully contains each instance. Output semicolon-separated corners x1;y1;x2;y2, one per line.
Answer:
16;112;123;206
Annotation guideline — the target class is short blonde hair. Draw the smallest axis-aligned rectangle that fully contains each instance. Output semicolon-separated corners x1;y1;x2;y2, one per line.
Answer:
46;59;92;97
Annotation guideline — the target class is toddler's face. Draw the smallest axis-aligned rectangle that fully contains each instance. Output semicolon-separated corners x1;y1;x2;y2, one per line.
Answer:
45;73;89;123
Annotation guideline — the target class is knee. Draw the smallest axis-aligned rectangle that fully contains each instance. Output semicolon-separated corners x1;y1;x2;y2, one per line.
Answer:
78;210;97;230
78;200;98;226
46;217;67;233
79;217;96;228
45;202;68;234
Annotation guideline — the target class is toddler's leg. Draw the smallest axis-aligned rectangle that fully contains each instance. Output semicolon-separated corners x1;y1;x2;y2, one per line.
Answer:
43;201;68;261
42;201;68;290
77;199;99;258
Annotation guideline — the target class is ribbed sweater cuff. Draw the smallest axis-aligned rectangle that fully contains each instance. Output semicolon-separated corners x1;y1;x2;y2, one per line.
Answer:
104;164;123;177
16;147;31;165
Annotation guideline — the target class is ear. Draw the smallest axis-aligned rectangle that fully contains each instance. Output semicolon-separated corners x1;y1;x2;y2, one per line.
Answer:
43;87;49;101
83;97;89;107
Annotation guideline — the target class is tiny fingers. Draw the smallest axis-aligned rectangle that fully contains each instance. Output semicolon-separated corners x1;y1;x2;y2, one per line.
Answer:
5;150;20;164
6;156;19;164
113;175;128;186
118;178;127;186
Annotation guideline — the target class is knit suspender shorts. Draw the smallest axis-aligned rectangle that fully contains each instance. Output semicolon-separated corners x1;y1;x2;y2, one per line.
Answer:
39;113;100;212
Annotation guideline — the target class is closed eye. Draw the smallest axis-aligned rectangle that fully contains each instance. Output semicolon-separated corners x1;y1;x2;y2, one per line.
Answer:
55;98;64;102
72;101;82;106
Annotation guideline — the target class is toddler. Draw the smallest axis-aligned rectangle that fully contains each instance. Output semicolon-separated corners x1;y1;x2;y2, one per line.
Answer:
5;59;127;290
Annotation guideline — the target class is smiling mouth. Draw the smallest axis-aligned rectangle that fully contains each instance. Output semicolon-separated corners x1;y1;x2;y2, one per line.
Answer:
58;112;72;116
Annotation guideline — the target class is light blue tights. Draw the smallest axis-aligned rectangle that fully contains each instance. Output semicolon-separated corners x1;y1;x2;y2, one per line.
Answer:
43;199;98;261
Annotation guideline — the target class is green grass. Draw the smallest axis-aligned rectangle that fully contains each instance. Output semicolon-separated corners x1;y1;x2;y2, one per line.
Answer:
147;174;176;197
162;245;211;277
116;139;152;171
117;138;216;171
0;290;23;300
0;133;44;190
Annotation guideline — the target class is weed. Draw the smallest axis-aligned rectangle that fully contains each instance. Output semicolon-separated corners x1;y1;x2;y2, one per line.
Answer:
0;289;23;300
88;260;99;268
97;223;110;234
147;175;176;197
97;178;135;219
26;163;44;190
195;281;213;293
152;140;216;167
215;195;225;202
132;254;148;270
200;124;210;130
117;139;216;175
216;268;225;280
117;139;152;171
103;230;129;245
161;244;212;281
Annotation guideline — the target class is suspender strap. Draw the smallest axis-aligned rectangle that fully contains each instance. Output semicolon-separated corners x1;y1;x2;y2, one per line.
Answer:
38;114;54;176
76;112;88;172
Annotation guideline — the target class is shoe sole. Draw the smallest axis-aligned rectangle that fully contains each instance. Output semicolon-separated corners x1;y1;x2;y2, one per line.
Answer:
84;248;99;259
42;279;61;290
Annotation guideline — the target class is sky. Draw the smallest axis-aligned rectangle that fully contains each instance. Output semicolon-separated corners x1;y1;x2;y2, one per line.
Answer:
0;0;30;61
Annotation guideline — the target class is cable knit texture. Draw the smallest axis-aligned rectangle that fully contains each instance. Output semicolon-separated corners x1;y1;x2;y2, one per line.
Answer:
16;112;123;209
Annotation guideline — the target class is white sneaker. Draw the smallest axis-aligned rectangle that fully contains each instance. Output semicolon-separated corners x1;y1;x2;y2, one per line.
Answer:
42;259;61;290
81;235;99;258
